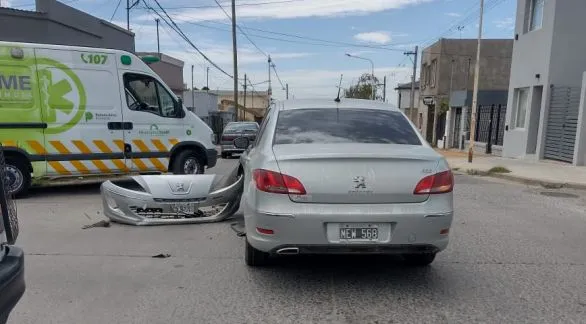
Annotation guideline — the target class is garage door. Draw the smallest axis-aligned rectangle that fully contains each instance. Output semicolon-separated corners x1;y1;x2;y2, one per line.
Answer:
544;86;581;163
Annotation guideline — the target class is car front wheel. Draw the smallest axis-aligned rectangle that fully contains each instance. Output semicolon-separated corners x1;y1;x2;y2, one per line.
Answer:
172;150;205;175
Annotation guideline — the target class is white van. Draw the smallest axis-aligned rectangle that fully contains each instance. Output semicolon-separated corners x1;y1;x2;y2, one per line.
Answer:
0;41;217;196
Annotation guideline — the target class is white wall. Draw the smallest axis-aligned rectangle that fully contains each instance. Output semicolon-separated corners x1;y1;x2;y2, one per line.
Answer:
503;0;555;159
503;0;586;161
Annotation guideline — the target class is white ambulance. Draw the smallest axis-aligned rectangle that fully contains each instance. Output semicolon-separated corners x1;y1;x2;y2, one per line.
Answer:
0;41;217;196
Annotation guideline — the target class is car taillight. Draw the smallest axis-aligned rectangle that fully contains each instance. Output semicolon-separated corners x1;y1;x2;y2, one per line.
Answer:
413;170;454;195
252;169;306;195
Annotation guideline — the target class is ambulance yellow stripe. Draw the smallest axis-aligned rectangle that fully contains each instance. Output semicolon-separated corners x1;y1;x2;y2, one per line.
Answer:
49;141;71;154
133;140;167;172
1;140;16;147
93;140;128;172
72;140;111;173
48;162;71;175
49;141;90;174
113;140;125;151
27;140;47;154
132;139;150;152
151;139;168;152
169;138;179;146
151;159;167;172
133;159;149;171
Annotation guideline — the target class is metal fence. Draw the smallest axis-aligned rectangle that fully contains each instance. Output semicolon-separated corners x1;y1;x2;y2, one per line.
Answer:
0;144;19;244
472;104;507;152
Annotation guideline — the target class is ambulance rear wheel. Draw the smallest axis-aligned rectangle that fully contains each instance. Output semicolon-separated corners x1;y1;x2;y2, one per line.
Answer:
4;157;31;197
173;150;205;175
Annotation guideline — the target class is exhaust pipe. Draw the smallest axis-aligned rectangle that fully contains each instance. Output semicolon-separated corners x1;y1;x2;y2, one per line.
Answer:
276;247;299;255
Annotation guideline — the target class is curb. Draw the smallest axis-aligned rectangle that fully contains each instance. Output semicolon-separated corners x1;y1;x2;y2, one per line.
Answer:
453;168;586;190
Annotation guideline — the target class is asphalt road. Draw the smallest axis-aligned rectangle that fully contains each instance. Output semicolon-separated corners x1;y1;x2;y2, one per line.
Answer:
9;158;586;324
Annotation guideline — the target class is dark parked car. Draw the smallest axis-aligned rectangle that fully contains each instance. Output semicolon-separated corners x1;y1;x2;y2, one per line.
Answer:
0;145;25;324
220;122;259;158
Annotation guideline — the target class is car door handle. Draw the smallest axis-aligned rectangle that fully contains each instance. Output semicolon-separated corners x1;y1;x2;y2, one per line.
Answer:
122;122;133;130
107;122;122;130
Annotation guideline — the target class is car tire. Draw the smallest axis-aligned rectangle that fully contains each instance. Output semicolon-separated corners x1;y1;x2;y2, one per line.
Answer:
245;239;269;267
172;150;205;174
221;152;228;159
4;157;31;198
403;253;436;266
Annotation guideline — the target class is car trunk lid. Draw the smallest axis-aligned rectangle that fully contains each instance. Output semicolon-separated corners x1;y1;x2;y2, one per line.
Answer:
272;144;441;204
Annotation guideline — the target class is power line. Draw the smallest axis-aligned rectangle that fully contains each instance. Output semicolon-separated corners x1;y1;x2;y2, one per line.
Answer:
110;0;123;21
211;0;268;58
145;0;233;78
152;0;304;10
173;14;411;50
271;63;285;89
171;17;408;52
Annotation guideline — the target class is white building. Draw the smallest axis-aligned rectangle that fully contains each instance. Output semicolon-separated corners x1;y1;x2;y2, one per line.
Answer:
394;81;422;128
502;0;586;165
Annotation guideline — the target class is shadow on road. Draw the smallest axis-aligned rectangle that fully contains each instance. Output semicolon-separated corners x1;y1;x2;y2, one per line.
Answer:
26;182;102;199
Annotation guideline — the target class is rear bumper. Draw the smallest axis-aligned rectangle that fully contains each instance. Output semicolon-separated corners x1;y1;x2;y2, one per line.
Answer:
220;144;244;154
243;194;453;254
270;244;440;255
206;148;217;168
0;246;25;324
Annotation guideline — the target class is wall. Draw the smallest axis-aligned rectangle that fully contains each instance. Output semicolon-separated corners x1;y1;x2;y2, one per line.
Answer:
0;0;134;52
398;88;420;109
182;91;218;118
138;52;184;96
503;0;556;158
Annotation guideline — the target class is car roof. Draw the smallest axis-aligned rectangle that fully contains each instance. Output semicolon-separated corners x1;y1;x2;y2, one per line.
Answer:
279;98;400;111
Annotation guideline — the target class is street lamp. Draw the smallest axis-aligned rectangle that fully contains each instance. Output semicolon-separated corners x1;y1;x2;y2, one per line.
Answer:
345;53;375;100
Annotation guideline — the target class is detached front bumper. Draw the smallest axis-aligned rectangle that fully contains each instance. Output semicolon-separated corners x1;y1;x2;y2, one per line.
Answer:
101;173;243;226
0;246;25;324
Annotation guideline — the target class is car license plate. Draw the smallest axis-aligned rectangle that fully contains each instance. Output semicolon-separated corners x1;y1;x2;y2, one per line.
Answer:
171;203;197;214
339;224;379;241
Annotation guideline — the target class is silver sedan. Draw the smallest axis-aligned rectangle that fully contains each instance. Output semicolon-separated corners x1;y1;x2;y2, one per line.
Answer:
238;99;454;267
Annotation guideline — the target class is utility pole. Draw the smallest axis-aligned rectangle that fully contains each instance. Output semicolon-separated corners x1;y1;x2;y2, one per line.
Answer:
268;55;272;101
206;67;210;91
244;74;247;111
404;46;419;124
286;83;289;100
191;65;194;112
468;0;484;163
155;18;160;56
231;0;239;120
383;76;387;102
126;0;139;31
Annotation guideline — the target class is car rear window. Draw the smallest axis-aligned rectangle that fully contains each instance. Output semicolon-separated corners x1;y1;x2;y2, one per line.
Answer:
273;108;421;145
224;123;258;133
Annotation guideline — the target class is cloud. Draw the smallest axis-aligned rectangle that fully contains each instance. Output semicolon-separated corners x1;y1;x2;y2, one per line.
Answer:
353;31;392;44
137;0;435;22
446;12;461;17
494;17;515;30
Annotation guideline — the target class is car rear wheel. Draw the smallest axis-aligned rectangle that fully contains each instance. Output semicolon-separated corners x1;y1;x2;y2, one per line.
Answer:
403;253;436;266
245;239;269;267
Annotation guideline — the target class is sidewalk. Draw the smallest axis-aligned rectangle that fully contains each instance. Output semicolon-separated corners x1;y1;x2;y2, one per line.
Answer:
437;149;586;189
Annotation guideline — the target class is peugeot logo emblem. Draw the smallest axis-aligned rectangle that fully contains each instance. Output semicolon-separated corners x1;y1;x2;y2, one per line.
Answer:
353;176;366;189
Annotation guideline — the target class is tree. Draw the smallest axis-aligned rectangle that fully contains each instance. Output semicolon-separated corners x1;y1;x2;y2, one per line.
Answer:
344;73;381;100
201;86;210;91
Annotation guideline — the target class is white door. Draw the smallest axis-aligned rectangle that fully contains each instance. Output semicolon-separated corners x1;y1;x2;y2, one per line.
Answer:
35;48;126;176
120;72;184;173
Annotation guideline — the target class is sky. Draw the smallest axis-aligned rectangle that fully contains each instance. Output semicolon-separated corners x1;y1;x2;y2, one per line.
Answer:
4;0;517;105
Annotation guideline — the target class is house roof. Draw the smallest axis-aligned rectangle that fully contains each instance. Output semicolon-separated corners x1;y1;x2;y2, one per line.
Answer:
395;81;420;90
